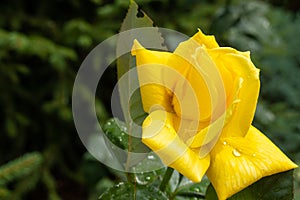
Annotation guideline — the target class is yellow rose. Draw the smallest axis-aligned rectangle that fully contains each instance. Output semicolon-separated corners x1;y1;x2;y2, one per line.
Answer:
131;29;297;200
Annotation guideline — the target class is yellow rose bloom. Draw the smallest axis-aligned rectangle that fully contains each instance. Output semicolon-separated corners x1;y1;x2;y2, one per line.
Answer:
131;29;297;200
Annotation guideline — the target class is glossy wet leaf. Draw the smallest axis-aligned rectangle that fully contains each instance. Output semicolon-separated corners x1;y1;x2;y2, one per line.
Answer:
205;170;294;200
99;182;168;200
103;118;129;150
132;152;165;185
102;118;150;169
103;118;149;152
171;176;209;199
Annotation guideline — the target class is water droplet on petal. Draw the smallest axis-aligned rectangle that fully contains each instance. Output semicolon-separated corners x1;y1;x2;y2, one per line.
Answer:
252;153;256;157
223;141;227;145
232;149;241;157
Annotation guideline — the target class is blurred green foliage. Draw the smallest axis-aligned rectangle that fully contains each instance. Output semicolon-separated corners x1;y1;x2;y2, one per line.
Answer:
0;0;299;199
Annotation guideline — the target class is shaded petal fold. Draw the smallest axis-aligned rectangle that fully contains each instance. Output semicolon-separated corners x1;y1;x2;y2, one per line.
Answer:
187;111;226;148
208;48;260;137
166;38;224;121
142;110;210;182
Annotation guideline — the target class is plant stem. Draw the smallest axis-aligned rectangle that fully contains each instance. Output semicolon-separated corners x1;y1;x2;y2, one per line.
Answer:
125;121;134;183
159;167;174;192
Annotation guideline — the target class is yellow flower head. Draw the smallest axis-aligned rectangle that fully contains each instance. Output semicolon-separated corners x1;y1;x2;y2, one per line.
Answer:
131;29;297;200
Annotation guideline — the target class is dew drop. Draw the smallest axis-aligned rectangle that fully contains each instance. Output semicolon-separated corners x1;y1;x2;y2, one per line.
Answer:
135;175;148;185
193;187;200;192
252;153;256;157
232;149;241;157
145;176;151;181
223;141;227;145
107;121;111;125
117;136;123;142
147;155;155;160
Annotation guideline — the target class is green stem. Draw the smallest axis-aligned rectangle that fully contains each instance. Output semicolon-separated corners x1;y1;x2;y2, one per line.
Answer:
125;121;134;183
159;167;174;192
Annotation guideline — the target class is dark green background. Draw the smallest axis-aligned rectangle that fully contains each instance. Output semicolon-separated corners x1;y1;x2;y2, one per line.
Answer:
0;0;299;199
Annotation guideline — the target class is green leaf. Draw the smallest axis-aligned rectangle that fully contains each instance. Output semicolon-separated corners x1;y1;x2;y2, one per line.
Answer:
99;182;168;200
171;176;209;199
102;118;151;168
206;170;294;200
103;118;129;150
103;118;150;152
115;1;166;170
119;1;155;32
116;0;166;126
132;152;165;185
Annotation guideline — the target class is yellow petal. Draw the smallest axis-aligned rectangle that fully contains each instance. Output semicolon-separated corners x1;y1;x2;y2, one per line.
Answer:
208;48;260;137
142;110;210;182
206;126;298;200
186;77;243;154
187;111;226;148
172;115;209;143
165;38;224;121
132;40;173;113
204;47;235;105
192;47;227;119
192;29;219;49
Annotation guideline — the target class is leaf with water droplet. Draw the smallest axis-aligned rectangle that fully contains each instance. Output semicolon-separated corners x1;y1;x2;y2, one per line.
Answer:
99;182;134;200
103;118;129;150
102;117;152;169
173;176;209;199
103;118;150;152
99;182;168;200
205;170;295;200
132;152;165;186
